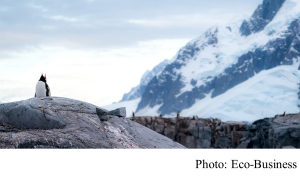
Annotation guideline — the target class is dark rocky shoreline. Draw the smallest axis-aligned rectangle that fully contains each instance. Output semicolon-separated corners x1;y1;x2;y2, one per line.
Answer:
130;113;300;148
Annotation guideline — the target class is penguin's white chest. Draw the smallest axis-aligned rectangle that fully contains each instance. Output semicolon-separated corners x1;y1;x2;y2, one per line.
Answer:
35;81;48;97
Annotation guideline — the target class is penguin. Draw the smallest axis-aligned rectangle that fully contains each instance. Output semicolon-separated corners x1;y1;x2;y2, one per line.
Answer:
35;74;51;97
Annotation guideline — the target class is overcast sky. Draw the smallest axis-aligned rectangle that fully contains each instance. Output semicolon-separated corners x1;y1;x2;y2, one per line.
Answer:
0;0;262;106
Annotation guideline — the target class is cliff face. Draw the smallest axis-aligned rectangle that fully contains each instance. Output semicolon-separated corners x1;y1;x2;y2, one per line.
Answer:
130;113;300;148
240;0;286;36
0;97;184;148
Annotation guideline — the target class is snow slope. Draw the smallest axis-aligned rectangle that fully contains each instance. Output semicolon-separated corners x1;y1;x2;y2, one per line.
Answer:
171;0;300;99
179;65;300;122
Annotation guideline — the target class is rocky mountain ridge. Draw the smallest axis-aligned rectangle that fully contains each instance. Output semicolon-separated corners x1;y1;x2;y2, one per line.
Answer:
240;0;286;36
121;59;170;102
115;0;300;122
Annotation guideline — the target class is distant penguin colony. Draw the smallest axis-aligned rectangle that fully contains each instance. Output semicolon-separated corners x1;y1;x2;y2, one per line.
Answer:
35;74;51;97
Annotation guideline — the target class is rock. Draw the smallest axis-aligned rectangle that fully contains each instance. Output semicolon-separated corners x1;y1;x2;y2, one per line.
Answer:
177;134;196;148
96;107;126;121
237;140;250;148
154;124;164;134
138;117;147;126
186;121;198;138
145;117;152;125
215;137;230;148
96;108;110;121
0;97;185;149
96;107;109;116
198;126;212;148
156;118;165;125
282;146;296;149
98;115;110;121
170;118;177;124
213;119;221;126
250;124;256;131
164;126;176;140
0;99;66;130
196;121;205;127
108;107;126;117
130;112;300;148
240;0;285;36
216;126;223;131
251;115;300;148
0;126;5;131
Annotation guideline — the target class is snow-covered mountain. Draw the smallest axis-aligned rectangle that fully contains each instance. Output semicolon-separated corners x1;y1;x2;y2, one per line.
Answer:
104;0;300;122
120;59;171;101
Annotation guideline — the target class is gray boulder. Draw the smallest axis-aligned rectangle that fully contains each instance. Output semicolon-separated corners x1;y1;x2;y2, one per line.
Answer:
96;107;126;121
0;97;185;149
108;107;126;117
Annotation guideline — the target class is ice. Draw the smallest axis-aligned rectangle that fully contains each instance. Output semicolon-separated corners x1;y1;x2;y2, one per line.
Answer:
135;103;161;116
179;65;300;122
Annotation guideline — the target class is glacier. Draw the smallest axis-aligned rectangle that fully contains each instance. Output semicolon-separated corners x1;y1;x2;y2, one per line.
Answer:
180;65;300;122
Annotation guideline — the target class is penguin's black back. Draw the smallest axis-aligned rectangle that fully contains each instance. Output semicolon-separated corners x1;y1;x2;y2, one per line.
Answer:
46;83;50;96
39;74;50;96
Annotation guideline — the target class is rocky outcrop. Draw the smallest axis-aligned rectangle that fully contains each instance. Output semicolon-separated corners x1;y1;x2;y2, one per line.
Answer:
240;0;286;36
0;97;184;148
130;113;300;148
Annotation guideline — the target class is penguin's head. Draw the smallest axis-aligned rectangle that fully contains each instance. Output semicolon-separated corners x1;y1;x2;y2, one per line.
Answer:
39;74;47;83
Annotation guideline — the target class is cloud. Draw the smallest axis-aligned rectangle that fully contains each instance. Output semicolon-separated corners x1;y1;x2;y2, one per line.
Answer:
27;3;48;12
49;15;82;22
0;0;262;52
128;13;237;28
